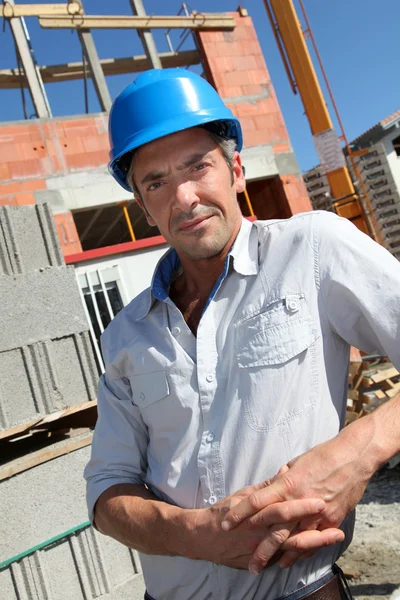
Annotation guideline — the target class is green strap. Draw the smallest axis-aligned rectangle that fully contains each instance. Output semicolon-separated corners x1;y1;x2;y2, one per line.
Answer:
0;521;91;570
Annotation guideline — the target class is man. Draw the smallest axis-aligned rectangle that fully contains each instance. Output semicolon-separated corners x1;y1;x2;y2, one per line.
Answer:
84;69;400;600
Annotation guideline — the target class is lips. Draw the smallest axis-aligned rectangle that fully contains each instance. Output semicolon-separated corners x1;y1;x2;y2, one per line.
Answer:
178;215;211;232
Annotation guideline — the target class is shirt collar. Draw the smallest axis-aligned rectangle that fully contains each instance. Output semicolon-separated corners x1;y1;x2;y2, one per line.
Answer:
136;217;258;320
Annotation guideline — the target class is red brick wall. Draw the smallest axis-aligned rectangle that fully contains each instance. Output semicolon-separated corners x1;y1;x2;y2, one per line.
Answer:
196;11;312;216
0;114;110;255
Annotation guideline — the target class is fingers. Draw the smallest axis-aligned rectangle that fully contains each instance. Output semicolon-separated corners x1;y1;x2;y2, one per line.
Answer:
282;528;345;553
247;498;325;529
248;526;344;574
221;482;290;531
248;522;296;574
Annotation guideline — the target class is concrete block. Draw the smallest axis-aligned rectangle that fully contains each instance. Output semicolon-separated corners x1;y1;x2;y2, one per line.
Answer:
240;144;278;181
275;151;301;176
0;332;97;430
0;204;63;276
0;266;88;353
0;446;145;600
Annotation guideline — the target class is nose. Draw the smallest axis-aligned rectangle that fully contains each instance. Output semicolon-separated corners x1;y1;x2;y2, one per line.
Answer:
173;180;200;213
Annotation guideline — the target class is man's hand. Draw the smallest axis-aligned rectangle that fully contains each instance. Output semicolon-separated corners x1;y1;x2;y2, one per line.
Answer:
191;480;344;571
220;430;374;573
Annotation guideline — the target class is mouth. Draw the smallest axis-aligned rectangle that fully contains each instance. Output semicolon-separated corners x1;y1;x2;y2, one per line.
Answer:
177;215;213;233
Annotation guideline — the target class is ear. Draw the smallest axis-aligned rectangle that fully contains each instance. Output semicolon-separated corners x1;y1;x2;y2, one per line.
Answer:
136;196;157;227
233;151;246;194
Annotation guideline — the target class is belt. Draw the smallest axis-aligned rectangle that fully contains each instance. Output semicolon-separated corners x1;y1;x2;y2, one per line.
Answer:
144;565;352;600
297;573;348;600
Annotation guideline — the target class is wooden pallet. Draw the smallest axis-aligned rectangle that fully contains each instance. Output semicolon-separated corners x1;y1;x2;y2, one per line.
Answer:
346;360;399;425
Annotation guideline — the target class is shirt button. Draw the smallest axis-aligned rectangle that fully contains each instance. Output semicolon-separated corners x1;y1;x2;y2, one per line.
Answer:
172;326;181;336
206;374;214;383
209;495;217;505
287;300;299;312
206;433;214;443
139;392;145;401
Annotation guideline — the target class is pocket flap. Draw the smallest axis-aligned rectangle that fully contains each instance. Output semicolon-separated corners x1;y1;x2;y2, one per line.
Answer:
237;316;319;368
130;371;170;408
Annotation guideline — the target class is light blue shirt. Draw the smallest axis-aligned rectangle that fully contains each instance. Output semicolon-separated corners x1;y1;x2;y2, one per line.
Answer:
85;212;400;600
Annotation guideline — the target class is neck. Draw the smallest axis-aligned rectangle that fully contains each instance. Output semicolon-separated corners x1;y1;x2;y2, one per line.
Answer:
176;221;241;299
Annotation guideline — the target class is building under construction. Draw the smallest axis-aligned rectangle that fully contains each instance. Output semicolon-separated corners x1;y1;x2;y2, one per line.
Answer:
304;109;400;261
0;3;312;599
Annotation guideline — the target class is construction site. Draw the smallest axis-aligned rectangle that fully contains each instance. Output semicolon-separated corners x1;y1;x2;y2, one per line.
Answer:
0;1;399;599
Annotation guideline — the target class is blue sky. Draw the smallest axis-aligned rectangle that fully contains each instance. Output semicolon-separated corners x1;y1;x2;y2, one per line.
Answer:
0;0;399;171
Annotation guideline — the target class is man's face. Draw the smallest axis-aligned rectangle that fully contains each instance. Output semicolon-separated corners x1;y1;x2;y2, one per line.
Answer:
133;127;245;261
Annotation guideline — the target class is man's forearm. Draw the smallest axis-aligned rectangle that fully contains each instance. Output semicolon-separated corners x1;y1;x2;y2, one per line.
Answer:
94;483;200;558
349;392;400;473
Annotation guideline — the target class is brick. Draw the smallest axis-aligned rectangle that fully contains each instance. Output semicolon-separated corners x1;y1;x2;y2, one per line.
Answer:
0;196;17;206
20;178;46;192
273;143;291;153
0;181;22;195
240;40;262;56
239;116;256;133
8;158;44;179
0;143;20;162
58;136;85;155
66;150;108;170
235;102;263;117
223;70;253;88
220;86;243;99
216;42;243;58
0;163;11;181
253;113;279;131
248;70;269;85
243;129;274;147
82;133;109;153
15;192;36;206
16;142;47;160
241;84;264;98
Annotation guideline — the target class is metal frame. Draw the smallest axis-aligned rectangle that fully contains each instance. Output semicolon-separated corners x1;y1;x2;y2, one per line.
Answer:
2;1;235;117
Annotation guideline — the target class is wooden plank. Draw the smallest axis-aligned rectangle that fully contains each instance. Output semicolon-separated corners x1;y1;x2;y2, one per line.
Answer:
385;388;400;399
1;2;81;17
39;14;236;30
0;400;97;442
370;367;399;384
347;390;359;400
374;389;387;400
0;432;92;482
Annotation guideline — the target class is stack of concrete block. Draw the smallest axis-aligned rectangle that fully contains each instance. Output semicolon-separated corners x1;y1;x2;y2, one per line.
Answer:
354;143;400;260
0;445;145;600
0;203;98;432
303;165;333;212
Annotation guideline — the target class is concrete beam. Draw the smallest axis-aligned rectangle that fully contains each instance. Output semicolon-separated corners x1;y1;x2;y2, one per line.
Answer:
38;14;236;30
78;27;112;112
0;50;200;88
4;0;51;117
0;2;81;17
129;0;162;70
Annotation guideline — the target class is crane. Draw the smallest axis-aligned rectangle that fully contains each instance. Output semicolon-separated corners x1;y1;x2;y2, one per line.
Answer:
263;0;384;245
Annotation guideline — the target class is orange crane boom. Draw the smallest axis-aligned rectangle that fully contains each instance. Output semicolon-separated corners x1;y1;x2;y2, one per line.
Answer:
264;0;383;243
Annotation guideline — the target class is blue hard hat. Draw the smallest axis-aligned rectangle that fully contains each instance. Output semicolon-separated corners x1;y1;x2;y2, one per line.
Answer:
108;68;243;192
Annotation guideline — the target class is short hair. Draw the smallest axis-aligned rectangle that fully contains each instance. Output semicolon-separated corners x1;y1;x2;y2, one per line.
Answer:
127;126;237;200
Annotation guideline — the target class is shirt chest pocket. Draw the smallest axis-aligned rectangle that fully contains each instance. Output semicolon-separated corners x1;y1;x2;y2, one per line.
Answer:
131;371;170;410
235;296;320;432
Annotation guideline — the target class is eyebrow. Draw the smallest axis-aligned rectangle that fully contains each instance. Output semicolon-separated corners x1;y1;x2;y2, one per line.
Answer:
140;151;213;186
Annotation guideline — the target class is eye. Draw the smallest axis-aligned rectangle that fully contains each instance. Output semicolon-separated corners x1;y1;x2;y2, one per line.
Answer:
193;163;207;172
148;181;163;191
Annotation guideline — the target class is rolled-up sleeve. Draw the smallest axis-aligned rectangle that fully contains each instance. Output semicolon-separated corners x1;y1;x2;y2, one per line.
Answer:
84;369;149;525
316;213;400;368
